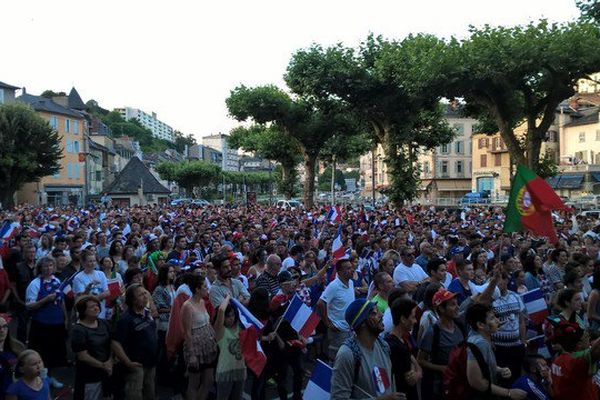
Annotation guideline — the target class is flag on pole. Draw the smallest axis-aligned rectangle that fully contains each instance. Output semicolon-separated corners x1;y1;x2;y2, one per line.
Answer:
331;225;346;264
303;360;332;400
522;288;549;325
504;164;569;243
282;295;320;339
327;206;341;224
231;298;264;330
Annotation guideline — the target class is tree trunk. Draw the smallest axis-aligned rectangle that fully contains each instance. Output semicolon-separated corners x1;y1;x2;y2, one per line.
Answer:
0;189;15;209
303;153;317;208
281;164;294;199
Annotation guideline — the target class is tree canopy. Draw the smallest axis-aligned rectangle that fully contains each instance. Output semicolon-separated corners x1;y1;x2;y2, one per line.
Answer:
156;160;220;196
445;20;600;172
0;103;62;207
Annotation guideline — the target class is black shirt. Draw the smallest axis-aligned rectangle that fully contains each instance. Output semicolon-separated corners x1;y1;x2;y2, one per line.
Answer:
71;319;111;383
113;309;158;367
14;262;34;305
385;333;418;400
254;271;280;297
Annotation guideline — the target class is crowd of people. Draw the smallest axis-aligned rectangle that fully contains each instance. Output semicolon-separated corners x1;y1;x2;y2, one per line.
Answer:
0;201;599;400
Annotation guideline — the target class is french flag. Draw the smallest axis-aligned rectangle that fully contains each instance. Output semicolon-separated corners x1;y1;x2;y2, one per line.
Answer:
231;298;264;330
282;295;320;339
239;325;267;377
331;225;346;263
522;289;549;325
372;366;391;394
166;284;192;358
303;360;332;400
56;272;77;301
0;221;19;243
327;206;341;224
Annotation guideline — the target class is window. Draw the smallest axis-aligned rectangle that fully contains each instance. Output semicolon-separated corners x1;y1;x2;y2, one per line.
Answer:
66;140;73;153
454;123;465;136
456;160;464;174
49;116;58;130
455;141;464;154
493;137;501;150
67;163;73;179
75;164;81;179
478;138;489;149
73;140;80;153
441;144;449;154
423;162;430;174
596;130;600;141
480;154;487;167
494;153;502;167
73;120;79;134
65;119;70;133
96;171;102;181
441;161;449;176
53;171;60;179
580;132;586;143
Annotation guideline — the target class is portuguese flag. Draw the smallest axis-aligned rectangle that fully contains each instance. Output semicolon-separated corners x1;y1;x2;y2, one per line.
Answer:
504;165;568;243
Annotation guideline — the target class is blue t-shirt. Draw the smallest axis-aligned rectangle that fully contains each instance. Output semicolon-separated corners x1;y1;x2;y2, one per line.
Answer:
511;375;549;400
6;377;50;400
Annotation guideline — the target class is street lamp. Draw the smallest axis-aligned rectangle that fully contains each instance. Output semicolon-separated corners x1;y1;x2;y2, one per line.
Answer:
371;148;376;206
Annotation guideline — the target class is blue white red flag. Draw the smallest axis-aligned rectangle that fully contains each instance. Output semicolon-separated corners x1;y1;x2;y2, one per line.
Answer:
327;206;341;224
372;366;391;394
303;360;332;400
331;225;346;264
231;298;264;330
282;295;320;339
522;289;549;325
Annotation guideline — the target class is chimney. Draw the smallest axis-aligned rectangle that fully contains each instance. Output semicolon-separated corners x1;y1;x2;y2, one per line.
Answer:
52;95;69;108
21;87;26;95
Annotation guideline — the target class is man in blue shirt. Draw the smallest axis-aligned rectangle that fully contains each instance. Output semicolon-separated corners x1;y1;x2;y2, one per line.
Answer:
511;355;551;400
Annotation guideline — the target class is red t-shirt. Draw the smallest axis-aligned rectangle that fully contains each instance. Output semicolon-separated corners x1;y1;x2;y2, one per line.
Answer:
551;349;598;400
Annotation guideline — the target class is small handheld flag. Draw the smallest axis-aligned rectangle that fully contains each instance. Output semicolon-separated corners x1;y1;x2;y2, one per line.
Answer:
303;360;332;400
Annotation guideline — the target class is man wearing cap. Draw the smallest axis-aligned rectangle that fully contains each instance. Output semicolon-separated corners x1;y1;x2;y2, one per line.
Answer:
330;298;405;400
317;258;356;360
417;288;465;399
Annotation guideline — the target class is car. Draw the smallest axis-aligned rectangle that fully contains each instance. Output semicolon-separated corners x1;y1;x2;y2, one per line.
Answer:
578;209;600;219
191;199;210;206
170;198;192;206
576;195;600;209
276;200;302;210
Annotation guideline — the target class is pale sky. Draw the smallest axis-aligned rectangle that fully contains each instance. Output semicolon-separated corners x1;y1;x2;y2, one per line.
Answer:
3;0;580;141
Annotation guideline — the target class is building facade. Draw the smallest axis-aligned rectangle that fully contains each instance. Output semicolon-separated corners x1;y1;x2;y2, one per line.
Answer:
417;109;477;204
16;91;88;206
359;144;390;199
115;107;174;142
0;81;18;104
188;144;223;166
202;133;239;171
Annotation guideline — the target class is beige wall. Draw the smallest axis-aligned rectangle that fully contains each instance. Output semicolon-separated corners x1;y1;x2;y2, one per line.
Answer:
471;133;512;196
561;121;600;164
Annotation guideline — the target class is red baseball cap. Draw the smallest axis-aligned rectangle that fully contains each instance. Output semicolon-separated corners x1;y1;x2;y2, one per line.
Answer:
432;288;458;307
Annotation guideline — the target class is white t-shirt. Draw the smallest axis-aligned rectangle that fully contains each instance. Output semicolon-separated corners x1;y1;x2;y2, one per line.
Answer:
73;270;109;318
320;277;355;331
393;262;429;285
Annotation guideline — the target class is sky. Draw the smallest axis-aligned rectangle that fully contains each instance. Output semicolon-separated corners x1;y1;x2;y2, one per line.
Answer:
2;0;581;141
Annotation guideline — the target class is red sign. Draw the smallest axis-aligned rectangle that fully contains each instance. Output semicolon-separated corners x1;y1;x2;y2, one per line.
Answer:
78;152;86;162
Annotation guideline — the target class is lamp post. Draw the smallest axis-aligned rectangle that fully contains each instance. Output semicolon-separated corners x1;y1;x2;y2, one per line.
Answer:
371;148;376;206
268;160;273;206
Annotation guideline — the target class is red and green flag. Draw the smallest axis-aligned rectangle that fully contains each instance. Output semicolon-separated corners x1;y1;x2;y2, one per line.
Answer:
504;165;568;243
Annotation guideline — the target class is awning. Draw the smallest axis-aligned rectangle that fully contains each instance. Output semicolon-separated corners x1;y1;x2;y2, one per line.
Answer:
556;173;584;189
419;179;433;191
591;172;600;182
435;179;472;191
546;176;561;189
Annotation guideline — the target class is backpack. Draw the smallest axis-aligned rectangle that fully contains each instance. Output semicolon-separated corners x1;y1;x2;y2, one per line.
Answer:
343;335;390;382
431;320;490;400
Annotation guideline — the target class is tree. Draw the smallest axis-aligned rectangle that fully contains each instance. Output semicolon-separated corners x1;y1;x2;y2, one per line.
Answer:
228;124;301;199
226;85;357;207
285;34;455;204
578;0;600;23
318;166;346;191
40;90;66;99
173;131;197;154
155;160;220;196
445;20;600;172
0;103;62;207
